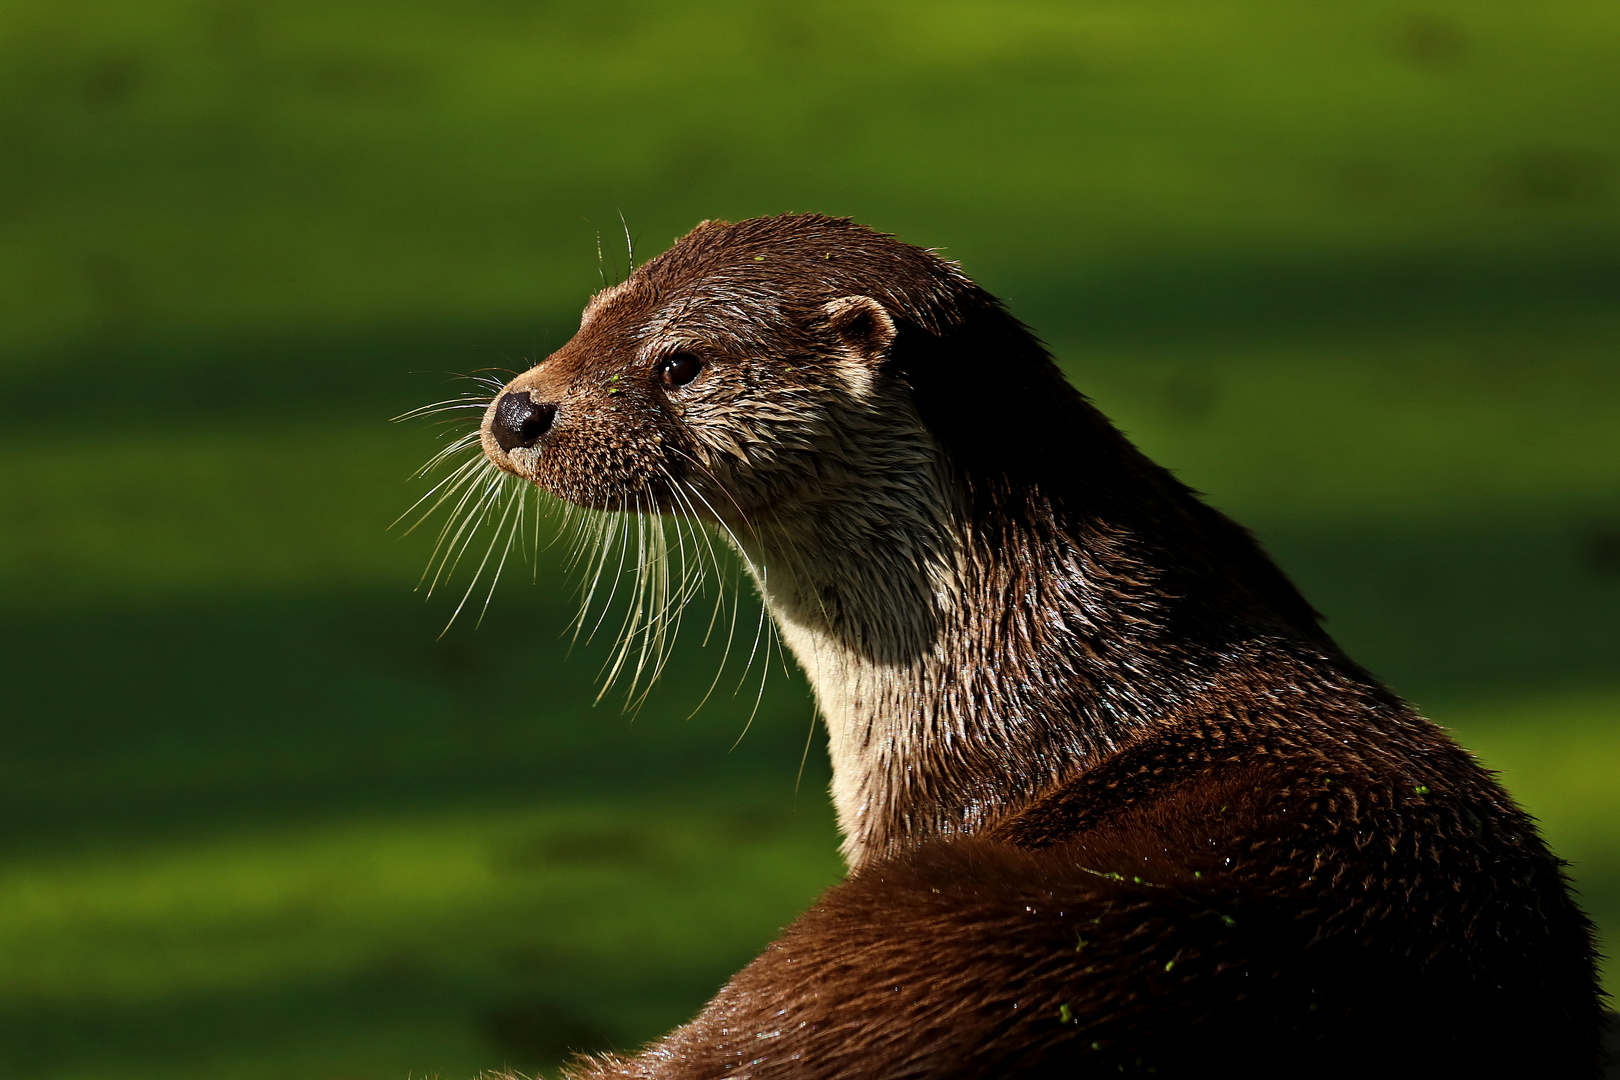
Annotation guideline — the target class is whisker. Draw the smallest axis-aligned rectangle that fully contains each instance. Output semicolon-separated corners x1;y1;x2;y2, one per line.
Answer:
394;449;486;534
652;454;767;717
412;472;494;590
415;428;484;471
664;445;759;549
442;474;521;633
619;209;636;274
390;397;490;424
728;586;775;751
575;509;629;649
599;493;654;700
633;486;703;699
474;480;528;628
795;702;821;795
427;471;506;597
584;507;636;653
653;464;740;720
419;459;497;575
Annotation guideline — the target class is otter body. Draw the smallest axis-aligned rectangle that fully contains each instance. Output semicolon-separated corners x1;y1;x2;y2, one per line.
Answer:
477;215;1602;1077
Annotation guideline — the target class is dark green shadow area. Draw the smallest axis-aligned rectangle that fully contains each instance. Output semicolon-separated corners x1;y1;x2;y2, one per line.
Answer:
1;590;826;856
1265;515;1620;704
1013;244;1620;352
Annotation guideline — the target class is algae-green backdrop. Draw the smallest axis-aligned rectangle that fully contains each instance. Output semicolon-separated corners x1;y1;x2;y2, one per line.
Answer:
2;2;1618;1077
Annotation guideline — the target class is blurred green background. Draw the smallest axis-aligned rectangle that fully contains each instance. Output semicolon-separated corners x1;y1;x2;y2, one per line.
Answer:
1;1;1617;1077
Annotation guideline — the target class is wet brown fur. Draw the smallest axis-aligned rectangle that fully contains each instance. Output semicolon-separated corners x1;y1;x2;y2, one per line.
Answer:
477;215;1603;1077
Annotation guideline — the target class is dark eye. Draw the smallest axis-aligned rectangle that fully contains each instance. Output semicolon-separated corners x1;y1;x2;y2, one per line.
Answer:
659;352;702;388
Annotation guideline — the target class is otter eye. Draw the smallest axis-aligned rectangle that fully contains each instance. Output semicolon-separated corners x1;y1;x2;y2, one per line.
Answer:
659;352;702;388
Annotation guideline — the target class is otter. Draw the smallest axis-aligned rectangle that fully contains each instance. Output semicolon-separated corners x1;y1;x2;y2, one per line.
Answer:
472;214;1602;1078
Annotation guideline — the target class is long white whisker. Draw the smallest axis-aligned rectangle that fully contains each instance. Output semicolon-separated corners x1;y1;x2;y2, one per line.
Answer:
428;471;506;597
795;702;821;795
576;509;628;648
634;483;703;696
394;449;486;534
655;456;759;716
651;463;739;719
584;507;636;653
474;480;527;628
728;587;774;751
418;460;498;583
390;399;489;424
441;475;521;633
415;429;484;473
600;493;654;700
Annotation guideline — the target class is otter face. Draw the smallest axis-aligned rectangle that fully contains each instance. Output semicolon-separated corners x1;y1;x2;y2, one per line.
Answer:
479;276;703;515
479;240;903;533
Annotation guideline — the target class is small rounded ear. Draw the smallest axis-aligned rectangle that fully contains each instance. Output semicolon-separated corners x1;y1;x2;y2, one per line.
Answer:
822;295;897;361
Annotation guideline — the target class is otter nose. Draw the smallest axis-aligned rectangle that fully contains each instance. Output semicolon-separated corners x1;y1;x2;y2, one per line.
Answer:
490;391;557;452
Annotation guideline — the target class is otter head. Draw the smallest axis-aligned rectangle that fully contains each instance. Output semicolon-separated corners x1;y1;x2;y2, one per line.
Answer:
478;215;968;540
475;214;1060;678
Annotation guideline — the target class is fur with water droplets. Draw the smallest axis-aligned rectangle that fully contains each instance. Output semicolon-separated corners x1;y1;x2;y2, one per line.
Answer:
459;214;1602;1078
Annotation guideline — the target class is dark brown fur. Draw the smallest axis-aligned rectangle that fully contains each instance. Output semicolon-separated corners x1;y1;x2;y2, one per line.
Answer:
476;215;1603;1077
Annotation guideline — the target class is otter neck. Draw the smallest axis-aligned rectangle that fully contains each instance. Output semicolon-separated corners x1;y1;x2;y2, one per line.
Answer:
727;451;1247;870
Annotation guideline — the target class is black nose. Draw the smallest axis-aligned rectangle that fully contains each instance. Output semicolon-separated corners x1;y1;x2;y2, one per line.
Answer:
490;391;557;452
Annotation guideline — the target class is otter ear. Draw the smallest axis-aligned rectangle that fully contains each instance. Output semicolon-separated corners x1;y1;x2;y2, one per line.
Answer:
821;295;897;362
